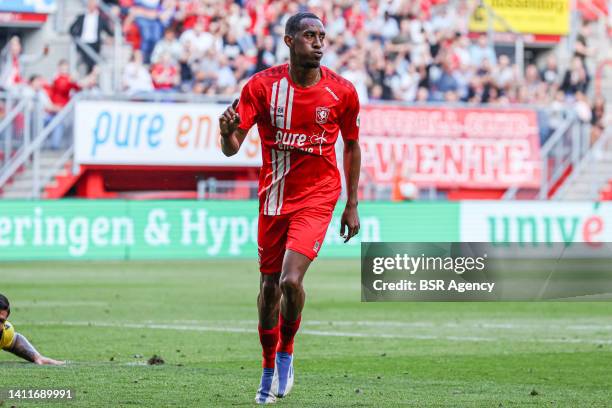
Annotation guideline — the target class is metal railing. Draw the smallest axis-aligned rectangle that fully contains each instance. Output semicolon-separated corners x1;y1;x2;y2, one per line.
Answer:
503;110;590;200
538;114;590;199
197;179;259;200
0;94;30;166
0;93;79;198
552;126;612;200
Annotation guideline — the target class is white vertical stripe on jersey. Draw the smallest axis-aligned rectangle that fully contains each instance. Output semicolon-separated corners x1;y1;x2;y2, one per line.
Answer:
266;149;284;215
276;150;290;215
269;81;278;125
285;86;294;130
275;78;289;129
263;149;277;215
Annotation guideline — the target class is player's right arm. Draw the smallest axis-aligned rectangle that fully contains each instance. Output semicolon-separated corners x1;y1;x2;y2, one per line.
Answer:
219;99;248;157
219;77;261;157
2;322;64;365
8;333;64;365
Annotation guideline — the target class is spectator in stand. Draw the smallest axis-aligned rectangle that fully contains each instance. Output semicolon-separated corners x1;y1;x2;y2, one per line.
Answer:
151;27;182;64
69;0;113;73
48;59;97;108
540;54;560;87
46;60;97;148
391;63;421;102
469;34;496;67
574;23;594;63
591;95;606;143
122;50;154;94
430;57;458;102
212;55;238;95
254;35;276;73
151;52;179;91
574;91;593;124
191;48;219;94
492;54;514;89
22;75;61;149
0;36;48;92
561;57;590;97
466;76;487;104
177;40;194;92
547;90;569;136
158;0;178;31
132;0;163;64
221;31;242;64
415;86;430;103
341;58;371;104
179;19;217;58
386;18;411;61
523;64;546;104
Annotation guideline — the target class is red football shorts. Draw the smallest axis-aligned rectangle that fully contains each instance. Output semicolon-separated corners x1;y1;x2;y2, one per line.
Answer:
258;205;335;274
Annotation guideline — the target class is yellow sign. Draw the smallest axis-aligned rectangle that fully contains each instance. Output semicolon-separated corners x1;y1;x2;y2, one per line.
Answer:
469;0;570;35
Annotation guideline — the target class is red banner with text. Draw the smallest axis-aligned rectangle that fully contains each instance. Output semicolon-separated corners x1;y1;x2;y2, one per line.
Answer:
359;106;542;189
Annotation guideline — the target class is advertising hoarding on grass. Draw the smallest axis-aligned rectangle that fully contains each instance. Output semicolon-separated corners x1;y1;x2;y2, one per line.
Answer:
460;201;612;244
3;200;608;261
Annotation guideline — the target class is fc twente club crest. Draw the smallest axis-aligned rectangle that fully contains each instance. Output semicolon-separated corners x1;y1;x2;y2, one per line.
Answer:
315;107;330;124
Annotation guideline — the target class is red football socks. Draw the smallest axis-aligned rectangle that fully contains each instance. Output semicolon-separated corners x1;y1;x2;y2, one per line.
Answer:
277;314;301;355
258;324;279;368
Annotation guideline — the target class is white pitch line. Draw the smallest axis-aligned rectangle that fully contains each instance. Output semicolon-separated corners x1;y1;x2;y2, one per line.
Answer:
14;301;109;308
28;321;612;345
161;319;612;332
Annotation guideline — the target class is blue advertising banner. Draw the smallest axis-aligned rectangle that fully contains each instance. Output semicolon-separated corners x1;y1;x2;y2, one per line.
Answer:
0;0;56;13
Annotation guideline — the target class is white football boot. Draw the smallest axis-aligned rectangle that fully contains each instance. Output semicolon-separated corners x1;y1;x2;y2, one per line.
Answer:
271;352;294;398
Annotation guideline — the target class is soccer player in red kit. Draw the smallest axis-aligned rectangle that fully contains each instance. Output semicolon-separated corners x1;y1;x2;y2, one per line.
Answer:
219;12;361;404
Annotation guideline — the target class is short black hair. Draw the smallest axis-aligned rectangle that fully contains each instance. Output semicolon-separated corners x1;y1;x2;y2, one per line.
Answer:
285;12;321;37
0;294;9;315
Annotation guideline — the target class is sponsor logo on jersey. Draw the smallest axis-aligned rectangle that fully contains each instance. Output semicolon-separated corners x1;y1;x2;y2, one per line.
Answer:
275;130;307;147
309;133;327;145
274;130;319;153
316;107;330;124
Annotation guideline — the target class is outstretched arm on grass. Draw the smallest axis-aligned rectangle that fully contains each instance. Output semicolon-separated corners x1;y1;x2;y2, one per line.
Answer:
8;333;64;365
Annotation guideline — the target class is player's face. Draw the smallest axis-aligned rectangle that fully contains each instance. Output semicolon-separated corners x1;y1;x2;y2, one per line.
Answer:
0;309;8;329
289;19;326;68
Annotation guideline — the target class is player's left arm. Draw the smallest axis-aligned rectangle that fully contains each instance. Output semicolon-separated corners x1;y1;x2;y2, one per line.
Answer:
339;88;362;243
7;332;64;365
341;138;361;243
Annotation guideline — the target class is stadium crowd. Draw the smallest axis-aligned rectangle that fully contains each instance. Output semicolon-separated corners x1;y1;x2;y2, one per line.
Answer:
0;0;606;139
98;0;600;111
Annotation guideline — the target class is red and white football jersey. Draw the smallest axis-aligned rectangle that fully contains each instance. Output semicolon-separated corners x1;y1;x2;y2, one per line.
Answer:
237;63;360;216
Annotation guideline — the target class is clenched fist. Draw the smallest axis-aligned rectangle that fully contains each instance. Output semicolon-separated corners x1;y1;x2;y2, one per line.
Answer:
219;99;241;138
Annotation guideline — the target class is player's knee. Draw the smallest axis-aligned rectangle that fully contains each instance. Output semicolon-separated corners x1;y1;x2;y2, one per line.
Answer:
280;275;302;297
260;279;280;303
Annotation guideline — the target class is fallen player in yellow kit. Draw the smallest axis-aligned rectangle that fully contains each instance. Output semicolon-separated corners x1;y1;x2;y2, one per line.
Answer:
0;294;64;365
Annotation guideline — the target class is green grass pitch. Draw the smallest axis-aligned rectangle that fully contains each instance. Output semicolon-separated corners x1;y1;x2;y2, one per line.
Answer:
1;260;611;407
